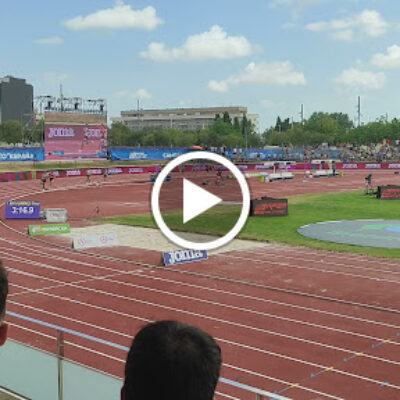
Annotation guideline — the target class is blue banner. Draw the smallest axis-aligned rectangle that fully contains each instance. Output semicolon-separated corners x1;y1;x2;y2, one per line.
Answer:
110;147;189;161
110;147;341;162
163;249;208;266
5;200;41;219
0;148;44;162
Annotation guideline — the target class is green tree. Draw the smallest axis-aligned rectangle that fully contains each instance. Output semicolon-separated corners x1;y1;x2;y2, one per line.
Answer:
0;120;23;145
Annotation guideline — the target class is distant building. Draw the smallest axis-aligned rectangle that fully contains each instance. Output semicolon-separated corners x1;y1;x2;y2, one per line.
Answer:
112;106;259;133
0;76;33;125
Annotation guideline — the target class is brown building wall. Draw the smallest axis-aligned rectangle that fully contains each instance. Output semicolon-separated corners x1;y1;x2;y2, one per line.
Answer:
44;112;106;125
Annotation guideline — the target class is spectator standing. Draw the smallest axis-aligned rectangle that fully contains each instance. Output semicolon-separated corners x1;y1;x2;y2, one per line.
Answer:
0;262;9;346
122;320;221;400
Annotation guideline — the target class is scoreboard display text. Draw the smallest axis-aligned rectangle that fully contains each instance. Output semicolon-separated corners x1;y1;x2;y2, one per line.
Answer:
5;201;41;219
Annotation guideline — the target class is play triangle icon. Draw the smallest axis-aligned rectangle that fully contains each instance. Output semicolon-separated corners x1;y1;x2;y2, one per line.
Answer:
183;179;222;224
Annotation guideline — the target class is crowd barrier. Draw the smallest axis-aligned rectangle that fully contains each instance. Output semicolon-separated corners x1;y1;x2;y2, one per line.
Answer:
110;147;341;161
1;311;291;400
0;162;398;183
110;147;188;161
0;147;44;162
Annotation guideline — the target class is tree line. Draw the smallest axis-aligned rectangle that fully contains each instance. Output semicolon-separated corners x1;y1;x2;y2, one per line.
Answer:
263;112;400;146
0;120;43;146
1;111;399;148
109;112;261;148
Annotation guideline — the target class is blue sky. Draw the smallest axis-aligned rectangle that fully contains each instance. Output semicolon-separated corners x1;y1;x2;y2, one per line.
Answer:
2;0;400;131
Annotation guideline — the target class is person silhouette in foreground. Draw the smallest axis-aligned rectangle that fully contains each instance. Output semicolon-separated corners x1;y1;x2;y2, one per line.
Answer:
0;262;9;346
122;320;222;400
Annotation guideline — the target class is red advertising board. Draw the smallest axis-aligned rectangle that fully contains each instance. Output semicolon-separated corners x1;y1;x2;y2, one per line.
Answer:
250;197;288;217
377;186;400;199
44;124;108;160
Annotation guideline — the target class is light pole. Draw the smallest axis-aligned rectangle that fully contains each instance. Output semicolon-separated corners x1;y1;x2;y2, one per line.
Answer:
243;112;248;160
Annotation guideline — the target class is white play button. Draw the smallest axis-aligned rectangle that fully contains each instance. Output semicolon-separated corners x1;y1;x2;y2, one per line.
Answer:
183;179;222;224
151;151;250;251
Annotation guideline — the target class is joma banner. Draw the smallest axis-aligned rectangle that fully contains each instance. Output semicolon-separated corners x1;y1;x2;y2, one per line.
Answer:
5;201;41;219
163;249;208;266
44;124;108;160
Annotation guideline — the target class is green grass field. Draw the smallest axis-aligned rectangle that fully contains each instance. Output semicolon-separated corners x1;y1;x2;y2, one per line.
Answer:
97;190;400;259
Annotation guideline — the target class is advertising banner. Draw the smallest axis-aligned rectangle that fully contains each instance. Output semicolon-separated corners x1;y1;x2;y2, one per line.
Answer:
29;223;70;236
5;200;41;219
0;148;44;162
250;197;288;217
110;147;188;161
73;232;119;250
163;249;208;266
377;186;400;199
44;208;68;223
44;124;108;160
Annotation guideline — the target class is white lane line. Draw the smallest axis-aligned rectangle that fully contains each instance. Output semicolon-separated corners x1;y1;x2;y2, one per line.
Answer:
224;364;344;400
220;253;400;284
7;303;344;400
237;248;400;276
1;239;399;331
5;253;400;348
8;266;400;367
9;280;400;390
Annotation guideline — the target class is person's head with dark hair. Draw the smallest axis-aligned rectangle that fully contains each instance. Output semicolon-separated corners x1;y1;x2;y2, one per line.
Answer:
122;320;222;400
0;261;9;346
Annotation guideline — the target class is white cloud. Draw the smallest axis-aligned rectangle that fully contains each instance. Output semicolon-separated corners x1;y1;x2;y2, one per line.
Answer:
35;36;64;45
371;45;400;69
207;80;229;92
208;61;306;92
336;68;386;89
306;9;388;40
134;89;152;99
140;25;252;62
64;1;163;31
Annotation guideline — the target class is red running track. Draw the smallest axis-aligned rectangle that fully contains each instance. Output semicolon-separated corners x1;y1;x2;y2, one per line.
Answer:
0;171;399;400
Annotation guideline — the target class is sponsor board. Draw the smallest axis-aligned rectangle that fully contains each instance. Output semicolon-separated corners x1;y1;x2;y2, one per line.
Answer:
44;123;108;160
44;208;68;223
366;164;381;169
108;168;123;174
377;186;400;200
244;172;269;178
73;232;119;250
5;200;41;219
250;197;288;217
163;249;208;266
29;223;70;236
342;164;358;169
66;169;82;176
128;167;144;174
162;152;182;159
0;148;44;162
389;164;400;169
129;152;148;160
87;169;102;175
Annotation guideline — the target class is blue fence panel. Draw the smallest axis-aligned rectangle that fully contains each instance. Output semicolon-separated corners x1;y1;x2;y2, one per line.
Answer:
110;147;189;161
110;147;341;162
0;147;45;162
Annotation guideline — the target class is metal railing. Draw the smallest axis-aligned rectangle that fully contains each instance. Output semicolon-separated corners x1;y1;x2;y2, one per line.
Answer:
6;311;292;400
